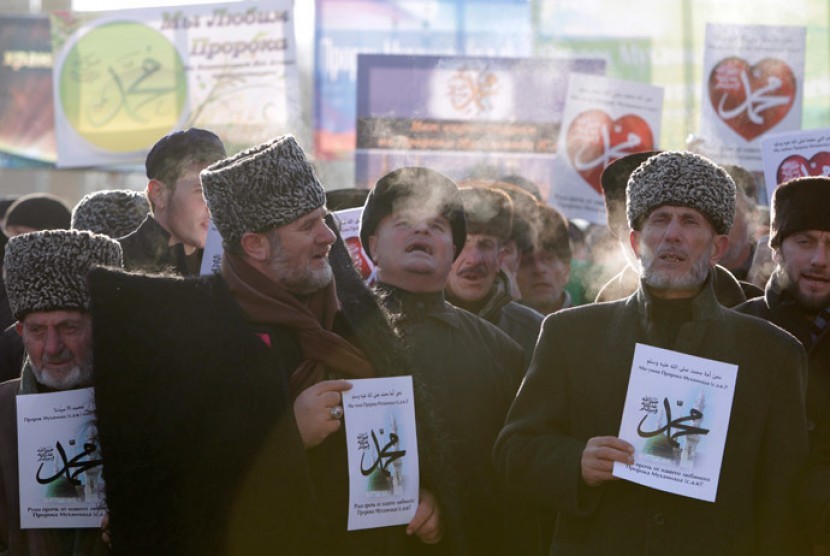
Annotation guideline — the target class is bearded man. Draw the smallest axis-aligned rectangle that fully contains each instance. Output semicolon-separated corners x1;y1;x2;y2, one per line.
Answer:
88;136;445;556
496;151;810;555
0;230;123;555
736;176;830;549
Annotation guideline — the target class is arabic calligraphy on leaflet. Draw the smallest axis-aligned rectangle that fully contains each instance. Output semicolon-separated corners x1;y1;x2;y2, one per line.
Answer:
16;387;106;529
612;344;738;503
343;377;419;531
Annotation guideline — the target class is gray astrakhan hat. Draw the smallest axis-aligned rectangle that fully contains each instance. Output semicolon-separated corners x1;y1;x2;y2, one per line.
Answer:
4;229;123;320
200;135;326;245
71;189;150;238
626;151;736;235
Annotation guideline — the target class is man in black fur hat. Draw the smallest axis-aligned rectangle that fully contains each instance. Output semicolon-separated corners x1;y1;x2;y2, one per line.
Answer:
361;167;527;555
89;136;444;555
736;176;830;550
0;229;122;555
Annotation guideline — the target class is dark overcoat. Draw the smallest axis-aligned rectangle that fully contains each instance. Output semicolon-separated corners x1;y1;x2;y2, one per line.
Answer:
496;276;810;555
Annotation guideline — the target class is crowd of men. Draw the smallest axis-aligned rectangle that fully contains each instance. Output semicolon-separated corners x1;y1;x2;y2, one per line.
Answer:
0;128;828;556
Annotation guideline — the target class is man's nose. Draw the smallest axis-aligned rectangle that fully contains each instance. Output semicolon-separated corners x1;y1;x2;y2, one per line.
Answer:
44;327;65;355
318;222;337;245
811;244;829;267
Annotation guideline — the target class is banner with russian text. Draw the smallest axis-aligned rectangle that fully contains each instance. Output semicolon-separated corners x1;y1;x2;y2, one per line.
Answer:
0;15;56;166
697;23;805;172
50;0;298;168
355;54;604;199
314;0;532;161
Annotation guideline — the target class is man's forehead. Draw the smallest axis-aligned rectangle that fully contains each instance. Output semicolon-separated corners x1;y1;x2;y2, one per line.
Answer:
22;310;89;326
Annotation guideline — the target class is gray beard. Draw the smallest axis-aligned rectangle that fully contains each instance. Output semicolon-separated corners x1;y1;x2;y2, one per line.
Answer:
33;360;93;390
639;245;713;293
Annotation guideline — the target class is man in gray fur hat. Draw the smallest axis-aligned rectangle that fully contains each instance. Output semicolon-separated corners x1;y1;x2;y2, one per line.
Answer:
496;151;810;554
87;136;444;555
0;229;122;556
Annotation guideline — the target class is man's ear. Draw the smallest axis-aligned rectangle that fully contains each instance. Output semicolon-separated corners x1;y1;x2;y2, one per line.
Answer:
708;234;730;266
771;247;783;265
146;179;168;213
14;321;23;337
629;229;642;259
240;232;270;262
367;235;378;263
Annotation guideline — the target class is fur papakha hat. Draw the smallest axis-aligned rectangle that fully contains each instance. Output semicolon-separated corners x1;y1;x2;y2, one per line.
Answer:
626;151;736;235
600;150;660;238
200;135;326;246
71;189;150;238
4;229;123;320
360;167;467;263
770;176;830;248
458;186;513;240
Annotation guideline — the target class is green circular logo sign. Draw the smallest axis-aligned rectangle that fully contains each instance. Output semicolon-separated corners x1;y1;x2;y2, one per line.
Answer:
59;21;187;152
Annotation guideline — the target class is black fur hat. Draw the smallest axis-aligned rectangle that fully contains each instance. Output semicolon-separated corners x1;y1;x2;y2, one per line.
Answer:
360;167;466;262
770;176;830;248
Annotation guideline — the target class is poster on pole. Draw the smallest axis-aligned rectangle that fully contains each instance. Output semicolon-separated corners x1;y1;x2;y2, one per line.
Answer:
314;0;532;160
760;128;830;202
17;388;105;529
50;0;299;168
343;376;418;531
355;53;605;199
697;23;805;172
612;344;738;503
551;72;663;224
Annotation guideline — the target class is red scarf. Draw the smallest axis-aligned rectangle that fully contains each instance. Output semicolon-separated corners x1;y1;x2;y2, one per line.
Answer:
222;251;374;398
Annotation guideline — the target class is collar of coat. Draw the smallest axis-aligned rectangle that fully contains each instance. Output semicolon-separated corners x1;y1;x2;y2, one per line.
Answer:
633;269;726;348
374;283;461;328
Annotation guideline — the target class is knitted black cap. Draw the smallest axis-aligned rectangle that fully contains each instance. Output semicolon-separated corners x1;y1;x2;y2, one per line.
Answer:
145;128;226;181
770;176;830;248
360;167;466;262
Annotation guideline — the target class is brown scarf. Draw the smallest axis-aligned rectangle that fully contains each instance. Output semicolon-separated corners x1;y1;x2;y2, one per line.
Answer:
222;251;374;398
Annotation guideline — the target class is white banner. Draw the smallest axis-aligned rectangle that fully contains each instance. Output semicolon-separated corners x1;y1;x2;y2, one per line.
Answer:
51;0;299;168
760;128;830;202
697;23;805;171
550;72;663;224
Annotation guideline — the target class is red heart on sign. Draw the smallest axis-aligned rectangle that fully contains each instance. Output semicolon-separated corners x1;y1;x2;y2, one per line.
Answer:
565;110;655;194
709;57;796;142
776;152;830;183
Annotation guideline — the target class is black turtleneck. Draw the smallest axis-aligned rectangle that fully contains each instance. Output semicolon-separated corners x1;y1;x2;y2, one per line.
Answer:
650;294;694;348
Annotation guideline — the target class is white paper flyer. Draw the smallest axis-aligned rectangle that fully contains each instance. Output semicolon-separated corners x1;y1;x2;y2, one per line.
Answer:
343;376;418;531
697;23;805;171
333;206;376;285
17;387;106;528
199;219;224;276
550;72;663;225
612;344;738;503
760;128;830;203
